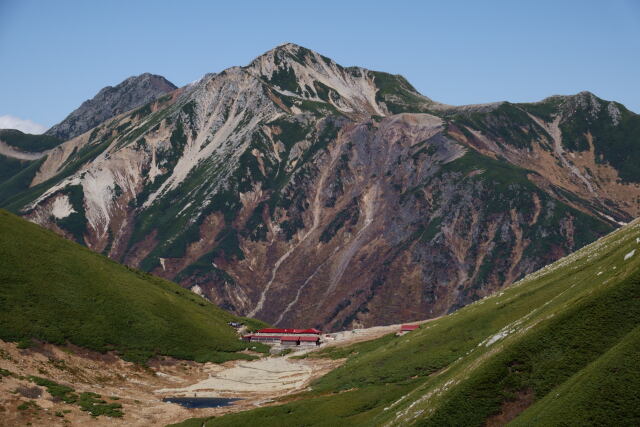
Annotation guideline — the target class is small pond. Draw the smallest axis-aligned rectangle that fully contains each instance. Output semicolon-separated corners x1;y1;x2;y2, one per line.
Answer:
162;397;241;409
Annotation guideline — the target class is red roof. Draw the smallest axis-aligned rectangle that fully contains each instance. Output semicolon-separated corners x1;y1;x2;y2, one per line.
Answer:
280;336;300;342
400;324;420;331
299;336;320;342
257;328;321;334
249;335;281;339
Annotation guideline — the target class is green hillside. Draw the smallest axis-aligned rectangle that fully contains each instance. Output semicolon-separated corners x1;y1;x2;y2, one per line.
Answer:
0;210;266;363
0;129;63;152
175;217;640;426
0;129;58;204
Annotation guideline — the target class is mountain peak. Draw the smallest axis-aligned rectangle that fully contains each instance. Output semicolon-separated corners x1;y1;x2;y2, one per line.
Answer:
243;43;437;117
272;42;306;53
540;90;596;102
248;42;329;72
46;73;177;141
538;90;625;123
119;72;176;89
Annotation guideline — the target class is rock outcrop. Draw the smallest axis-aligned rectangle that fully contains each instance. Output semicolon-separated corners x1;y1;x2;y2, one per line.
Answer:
45;73;177;141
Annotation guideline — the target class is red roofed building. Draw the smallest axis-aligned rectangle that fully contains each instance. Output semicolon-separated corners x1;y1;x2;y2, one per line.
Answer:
280;336;300;347
246;335;281;342
256;328;321;335
398;324;420;335
299;336;320;346
242;327;323;345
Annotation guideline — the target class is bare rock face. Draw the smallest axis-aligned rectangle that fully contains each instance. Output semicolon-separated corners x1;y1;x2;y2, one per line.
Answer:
7;43;640;330
45;73;177;141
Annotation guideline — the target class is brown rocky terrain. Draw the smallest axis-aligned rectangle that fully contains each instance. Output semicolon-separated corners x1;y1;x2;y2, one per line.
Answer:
4;43;640;331
0;339;338;427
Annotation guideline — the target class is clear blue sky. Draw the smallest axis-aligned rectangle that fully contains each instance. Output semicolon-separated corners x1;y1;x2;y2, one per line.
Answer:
1;0;639;130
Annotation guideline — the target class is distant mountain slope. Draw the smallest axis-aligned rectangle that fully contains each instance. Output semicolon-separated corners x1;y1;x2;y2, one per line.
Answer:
3;43;640;331
0;129;63;152
0;210;266;363
45;73;177;141
0;129;61;206
446;92;640;221
175;210;640;426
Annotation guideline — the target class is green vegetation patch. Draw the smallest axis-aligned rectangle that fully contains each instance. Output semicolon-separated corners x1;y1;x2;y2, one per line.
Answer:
420;271;640;426
0;156;34;187
54;185;88;243
513;324;640;426
0;210;265;364
268;65;299;94
0;129;63;152
452;102;551;150
28;376;123;417
0;157;46;207
560;100;640;182
517;97;563;122
371;71;430;114
441;148;534;192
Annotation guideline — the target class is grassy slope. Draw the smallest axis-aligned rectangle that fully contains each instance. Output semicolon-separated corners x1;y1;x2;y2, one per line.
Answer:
175;215;640;426
0;129;63;152
0;156;34;185
0;210;267;363
512;324;640;426
0;128;53;204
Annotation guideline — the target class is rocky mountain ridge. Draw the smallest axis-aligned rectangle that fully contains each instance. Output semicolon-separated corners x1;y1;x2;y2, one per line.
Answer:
3;43;640;330
45;73;177;141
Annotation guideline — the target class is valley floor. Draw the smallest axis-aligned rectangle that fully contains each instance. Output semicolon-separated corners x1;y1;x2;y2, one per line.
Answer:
156;321;424;398
0;322;415;426
0;339;328;426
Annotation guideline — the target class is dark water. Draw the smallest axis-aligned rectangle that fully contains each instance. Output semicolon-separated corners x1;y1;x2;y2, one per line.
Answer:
162;397;241;409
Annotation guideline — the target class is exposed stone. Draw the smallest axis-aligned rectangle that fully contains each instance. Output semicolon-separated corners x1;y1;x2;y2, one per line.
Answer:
46;73;177;141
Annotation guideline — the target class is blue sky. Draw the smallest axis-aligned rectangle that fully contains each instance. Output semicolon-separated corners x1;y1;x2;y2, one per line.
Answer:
1;0;639;131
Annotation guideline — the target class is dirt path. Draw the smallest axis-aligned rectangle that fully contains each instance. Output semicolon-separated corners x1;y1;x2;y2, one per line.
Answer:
318;318;435;350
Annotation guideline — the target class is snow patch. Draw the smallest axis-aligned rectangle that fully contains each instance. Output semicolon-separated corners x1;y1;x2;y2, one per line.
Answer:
624;249;635;261
483;330;511;347
51;195;75;219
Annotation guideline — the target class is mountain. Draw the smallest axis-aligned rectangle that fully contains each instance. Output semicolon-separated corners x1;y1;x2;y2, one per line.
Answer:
45;73;177;141
3;43;640;331
0;210;266;363
174;214;640;426
0;129;63;153
0;129;62;206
